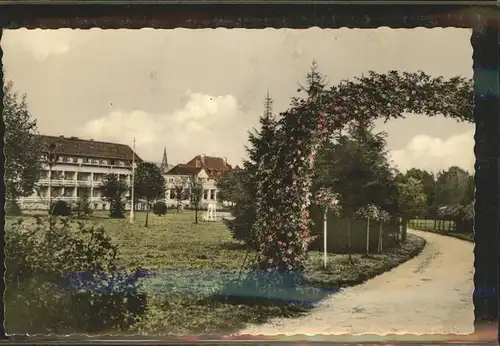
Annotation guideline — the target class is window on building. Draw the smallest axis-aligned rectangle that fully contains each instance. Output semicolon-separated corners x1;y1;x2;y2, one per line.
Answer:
91;159;99;164
210;189;215;200
119;161;125;166
58;157;63;163
203;189;209;200
101;160;108;165
77;158;83;164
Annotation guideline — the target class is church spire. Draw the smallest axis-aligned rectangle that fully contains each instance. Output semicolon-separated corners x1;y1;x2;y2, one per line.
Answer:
161;145;168;172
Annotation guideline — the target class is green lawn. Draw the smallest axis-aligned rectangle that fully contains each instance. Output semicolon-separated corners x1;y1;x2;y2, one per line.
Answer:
6;210;426;335
409;219;474;243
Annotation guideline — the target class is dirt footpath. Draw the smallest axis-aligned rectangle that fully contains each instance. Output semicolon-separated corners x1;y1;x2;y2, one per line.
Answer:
236;229;474;336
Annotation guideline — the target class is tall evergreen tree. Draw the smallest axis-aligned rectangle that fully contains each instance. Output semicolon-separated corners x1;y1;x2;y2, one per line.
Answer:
221;91;279;249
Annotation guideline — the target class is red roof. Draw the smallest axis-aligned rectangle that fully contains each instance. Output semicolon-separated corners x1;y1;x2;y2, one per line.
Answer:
39;135;142;162
185;155;232;171
165;164;202;176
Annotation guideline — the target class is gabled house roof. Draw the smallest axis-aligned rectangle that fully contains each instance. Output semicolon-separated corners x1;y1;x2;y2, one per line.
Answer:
185;155;232;171
39;135;143;162
165;164;202;176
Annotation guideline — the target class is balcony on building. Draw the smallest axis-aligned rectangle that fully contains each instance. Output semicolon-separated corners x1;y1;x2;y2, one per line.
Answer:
77;172;92;186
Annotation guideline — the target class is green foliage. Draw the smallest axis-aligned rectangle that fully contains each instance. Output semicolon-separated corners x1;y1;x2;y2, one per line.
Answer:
5;217;144;333
74;189;93;217
174;184;184;212
217;167;257;247
189;178;203;224
152;201;167;216
404;168;437;216
435;166;474;207
134;162;166;204
5;201;22;216
102;174;128;218
221;92;280;249
250;63;472;273
3;81;43;204
315;121;398;216
396;177;428;218
134;162;166;226
49;200;72;217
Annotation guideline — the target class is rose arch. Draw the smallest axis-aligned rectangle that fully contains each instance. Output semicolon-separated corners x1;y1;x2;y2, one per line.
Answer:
251;70;473;275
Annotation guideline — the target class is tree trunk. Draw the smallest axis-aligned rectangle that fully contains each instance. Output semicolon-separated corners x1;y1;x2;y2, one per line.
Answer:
195;207;198;224
366;217;370;254
378;220;384;253
401;216;408;242
433;219;437;230
347;217;352;264
145;203;149;227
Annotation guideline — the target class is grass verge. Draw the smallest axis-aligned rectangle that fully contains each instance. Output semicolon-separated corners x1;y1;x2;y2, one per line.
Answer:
410;227;474;243
6;211;427;335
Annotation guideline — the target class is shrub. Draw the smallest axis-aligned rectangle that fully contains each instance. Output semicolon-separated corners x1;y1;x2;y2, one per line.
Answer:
5;216;145;333
49;200;72;216
110;201;126;219
74;196;93;217
152;201;167;216
5;201;22;216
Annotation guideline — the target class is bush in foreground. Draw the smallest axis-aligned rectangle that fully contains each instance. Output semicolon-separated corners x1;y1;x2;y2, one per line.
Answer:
5;201;22;216
74;194;93;218
152;201;167;216
49;200;72;216
5;216;145;333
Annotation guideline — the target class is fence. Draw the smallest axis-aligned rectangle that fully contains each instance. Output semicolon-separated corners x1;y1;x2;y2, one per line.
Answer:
308;205;401;254
409;219;456;232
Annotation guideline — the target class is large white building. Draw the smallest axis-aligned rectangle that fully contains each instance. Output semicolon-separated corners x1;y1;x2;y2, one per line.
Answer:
20;135;143;211
19;135;233;211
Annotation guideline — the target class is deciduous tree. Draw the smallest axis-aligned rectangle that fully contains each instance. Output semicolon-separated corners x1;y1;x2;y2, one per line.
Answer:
174;184;184;213
189;177;203;224
102;174;129;218
134;162;166;227
396;177;428;241
4;81;43;208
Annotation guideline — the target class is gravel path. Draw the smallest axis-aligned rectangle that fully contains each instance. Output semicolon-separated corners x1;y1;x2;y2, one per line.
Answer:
236;229;474;336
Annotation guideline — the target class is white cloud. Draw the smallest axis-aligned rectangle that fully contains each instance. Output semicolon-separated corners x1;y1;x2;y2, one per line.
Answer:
3;29;73;61
79;92;250;166
389;130;475;174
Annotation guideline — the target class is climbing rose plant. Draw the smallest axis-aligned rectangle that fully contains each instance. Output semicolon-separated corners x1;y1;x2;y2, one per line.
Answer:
252;70;473;274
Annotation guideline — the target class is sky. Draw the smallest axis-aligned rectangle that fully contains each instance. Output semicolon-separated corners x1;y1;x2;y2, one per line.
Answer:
2;28;474;174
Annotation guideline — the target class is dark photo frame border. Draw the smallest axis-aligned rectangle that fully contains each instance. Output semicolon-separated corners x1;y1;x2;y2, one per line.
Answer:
0;2;498;343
